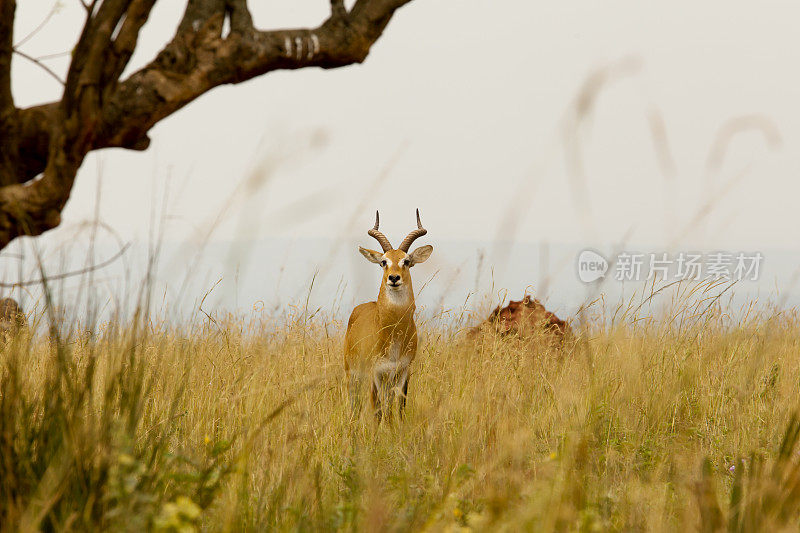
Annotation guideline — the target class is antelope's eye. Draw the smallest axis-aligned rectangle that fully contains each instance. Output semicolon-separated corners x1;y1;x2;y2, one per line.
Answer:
402;259;410;267
380;260;387;267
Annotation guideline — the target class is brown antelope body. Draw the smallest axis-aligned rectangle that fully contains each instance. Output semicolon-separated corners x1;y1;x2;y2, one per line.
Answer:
344;210;432;422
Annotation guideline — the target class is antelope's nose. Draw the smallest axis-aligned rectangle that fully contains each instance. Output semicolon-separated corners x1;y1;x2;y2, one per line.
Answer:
388;274;401;284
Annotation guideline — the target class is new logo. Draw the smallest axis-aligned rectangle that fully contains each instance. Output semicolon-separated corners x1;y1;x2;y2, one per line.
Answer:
577;249;609;283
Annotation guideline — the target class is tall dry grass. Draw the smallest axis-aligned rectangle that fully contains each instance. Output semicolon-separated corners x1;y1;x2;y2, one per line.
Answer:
2;282;800;532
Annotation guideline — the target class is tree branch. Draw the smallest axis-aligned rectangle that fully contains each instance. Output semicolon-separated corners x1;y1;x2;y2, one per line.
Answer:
0;0;13;110
331;0;348;19
62;0;130;112
0;243;129;288
177;0;225;34
108;0;158;84
226;0;253;35
0;0;17;186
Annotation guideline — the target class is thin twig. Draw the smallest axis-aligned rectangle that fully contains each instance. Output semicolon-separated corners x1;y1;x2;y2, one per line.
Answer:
0;243;130;288
13;2;60;48
80;0;97;15
36;50;73;61
13;49;65;85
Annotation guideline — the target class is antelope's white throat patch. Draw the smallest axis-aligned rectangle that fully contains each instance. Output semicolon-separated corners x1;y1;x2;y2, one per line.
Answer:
385;284;411;306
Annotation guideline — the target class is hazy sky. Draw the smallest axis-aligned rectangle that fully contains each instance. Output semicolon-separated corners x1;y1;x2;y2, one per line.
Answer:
6;1;800;316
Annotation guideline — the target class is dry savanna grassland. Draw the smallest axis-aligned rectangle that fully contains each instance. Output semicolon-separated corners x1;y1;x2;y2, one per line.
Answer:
2;280;800;532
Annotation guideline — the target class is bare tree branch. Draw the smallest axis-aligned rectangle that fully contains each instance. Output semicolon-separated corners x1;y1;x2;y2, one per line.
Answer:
110;0;158;83
177;0;225;33
0;1;14;109
331;0;347;18
226;0;253;35
0;243;130;288
35;50;73;60
0;0;17;186
62;0;131;112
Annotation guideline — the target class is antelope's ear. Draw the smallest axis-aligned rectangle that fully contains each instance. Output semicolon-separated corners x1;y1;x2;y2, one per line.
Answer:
408;245;433;266
359;247;384;264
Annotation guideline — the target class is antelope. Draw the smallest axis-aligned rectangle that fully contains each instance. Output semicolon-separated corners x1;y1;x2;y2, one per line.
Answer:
344;209;433;422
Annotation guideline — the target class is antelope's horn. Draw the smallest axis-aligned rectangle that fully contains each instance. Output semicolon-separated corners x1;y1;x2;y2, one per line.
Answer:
367;210;393;252
398;208;428;252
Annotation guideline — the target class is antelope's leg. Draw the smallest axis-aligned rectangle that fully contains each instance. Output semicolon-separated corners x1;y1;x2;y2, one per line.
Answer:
347;370;363;421
386;382;396;423
398;368;410;419
371;376;383;423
